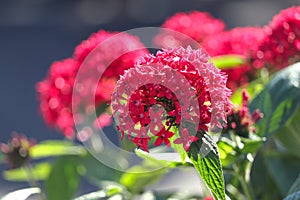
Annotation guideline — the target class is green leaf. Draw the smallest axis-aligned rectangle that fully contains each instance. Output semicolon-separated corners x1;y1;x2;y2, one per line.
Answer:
276;109;300;158
0;151;4;164
119;160;169;194
188;131;226;200
30;140;86;159
78;152;125;187
230;76;268;105
3;162;51;181
211;54;246;69
73;184;128;200
288;174;300;195
240;135;265;154
217;138;236;167
249;63;300;137
0;187;41;200
45;156;80;200
284;191;300;200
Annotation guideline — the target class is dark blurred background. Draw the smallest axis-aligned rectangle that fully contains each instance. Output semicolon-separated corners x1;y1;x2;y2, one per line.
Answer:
0;0;300;196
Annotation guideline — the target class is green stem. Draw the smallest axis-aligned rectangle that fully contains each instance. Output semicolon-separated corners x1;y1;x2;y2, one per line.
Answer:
24;163;45;200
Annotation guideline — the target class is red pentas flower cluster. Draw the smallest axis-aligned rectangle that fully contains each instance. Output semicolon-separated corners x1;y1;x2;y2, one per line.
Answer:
223;90;263;138
112;47;231;152
37;30;148;138
154;11;225;48
254;6;300;70
202;27;265;91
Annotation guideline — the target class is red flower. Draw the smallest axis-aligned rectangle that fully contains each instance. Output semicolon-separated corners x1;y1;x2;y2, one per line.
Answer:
154;127;174;146
112;47;230;151
223;90;263;137
173;128;198;151
202;27;265;91
37;31;148;138
254;6;300;70
154;11;225;48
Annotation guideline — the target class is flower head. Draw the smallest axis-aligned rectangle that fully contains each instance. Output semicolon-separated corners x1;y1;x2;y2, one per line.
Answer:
112;46;230;151
37;31;148;138
1;133;35;169
202;27;265;91
253;6;300;70
223;90;263;137
154;11;225;48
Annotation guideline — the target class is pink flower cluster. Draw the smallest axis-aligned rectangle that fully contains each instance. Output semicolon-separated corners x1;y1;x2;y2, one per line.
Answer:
202;27;265;91
223;90;263;137
154;11;225;48
112;47;230;152
37;30;147;138
254;6;300;70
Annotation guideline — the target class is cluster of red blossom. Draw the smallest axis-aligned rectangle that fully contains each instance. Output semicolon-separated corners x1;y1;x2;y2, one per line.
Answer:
112;47;230;151
36;31;148;138
223;90;263;138
37;6;298;150
155;7;300;90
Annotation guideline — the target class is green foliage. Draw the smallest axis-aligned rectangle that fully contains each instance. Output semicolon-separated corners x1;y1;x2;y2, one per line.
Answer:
212;54;246;70
0;187;41;200
188;131;226;200
3;162;51;181
249;64;300;137
276;108;300;158
288;175;300;196
45;156;80;200
29;140;86;159
119;160;169;194
74;184;129;200
78;152;125;186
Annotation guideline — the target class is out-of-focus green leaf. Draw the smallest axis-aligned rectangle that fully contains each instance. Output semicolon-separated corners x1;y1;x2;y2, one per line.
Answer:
217;138;236;167
188;131;226;200
73;184;128;200
265;153;300;196
287;174;300;196
45;156;80;200
0;187;41;200
30;140;86;159
212;54;246;69
250;149;282;200
230;77;268;105
284;191;300;200
0;151;4;164
78;152;125;187
3;162;51;181
276;109;300;158
240;135;265;154
120;160;169;194
249;63;300;137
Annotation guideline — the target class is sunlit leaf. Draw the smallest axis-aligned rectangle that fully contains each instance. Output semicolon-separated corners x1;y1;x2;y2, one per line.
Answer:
276;109;300;158
119;160;169;194
249;63;300;137
212;54;246;70
217;138;236;167
45;156;80;200
29;140;86;159
188;131;226;200
0;187;41;200
3;162;51;181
